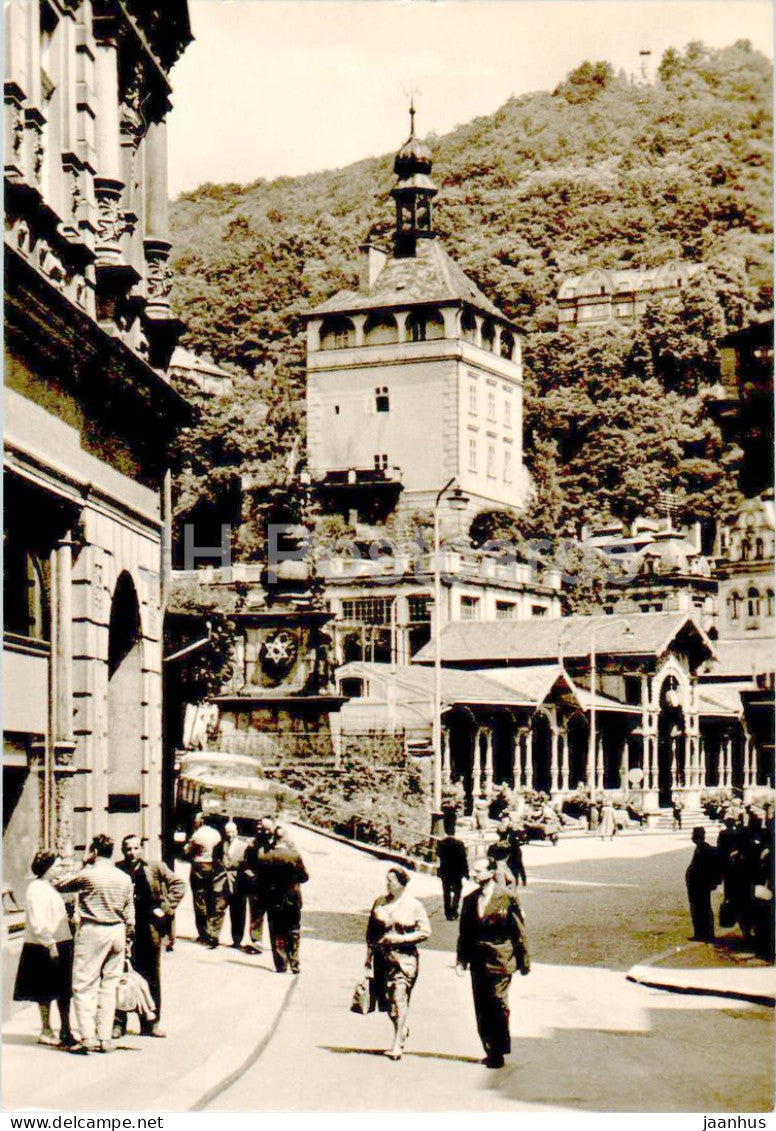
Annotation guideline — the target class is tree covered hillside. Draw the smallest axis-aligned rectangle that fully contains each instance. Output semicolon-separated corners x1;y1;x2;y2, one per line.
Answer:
169;41;772;535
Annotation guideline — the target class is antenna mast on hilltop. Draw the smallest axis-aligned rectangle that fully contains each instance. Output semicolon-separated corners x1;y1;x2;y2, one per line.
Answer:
639;48;652;84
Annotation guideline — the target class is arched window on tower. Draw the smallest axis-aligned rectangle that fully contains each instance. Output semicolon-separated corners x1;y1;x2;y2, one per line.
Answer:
320;316;356;350
741;538;752;562
481;320;495;351
500;330;515;360
375;386;390;413
766;589;774;618
407;306;444;342
364;314;398;346
461;308;476;345
755;537;765;560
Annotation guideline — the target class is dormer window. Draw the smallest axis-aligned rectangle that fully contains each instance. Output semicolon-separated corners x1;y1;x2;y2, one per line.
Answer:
375;386;390;413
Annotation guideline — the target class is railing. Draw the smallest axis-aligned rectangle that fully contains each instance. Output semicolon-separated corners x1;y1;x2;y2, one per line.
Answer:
297;796;440;864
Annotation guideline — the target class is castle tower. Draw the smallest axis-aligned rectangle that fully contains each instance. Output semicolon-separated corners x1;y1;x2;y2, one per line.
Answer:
305;111;529;526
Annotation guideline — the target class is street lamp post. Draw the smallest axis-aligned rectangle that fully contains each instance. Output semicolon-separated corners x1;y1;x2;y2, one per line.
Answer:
588;617;634;796
432;477;469;817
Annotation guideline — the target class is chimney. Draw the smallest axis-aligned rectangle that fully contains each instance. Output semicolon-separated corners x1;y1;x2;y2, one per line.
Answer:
359;243;387;292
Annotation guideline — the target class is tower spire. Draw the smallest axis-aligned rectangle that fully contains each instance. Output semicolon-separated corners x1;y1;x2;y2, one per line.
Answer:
391;103;437;258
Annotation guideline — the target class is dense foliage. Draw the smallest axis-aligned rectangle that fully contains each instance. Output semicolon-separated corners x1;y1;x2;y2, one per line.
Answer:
169;41;771;537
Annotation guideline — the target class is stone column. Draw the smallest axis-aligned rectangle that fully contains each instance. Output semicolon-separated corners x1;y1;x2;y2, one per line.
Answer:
596;734;604;792
512;729;522;790
716;739;724;788
725;736;733;788
395;310;409;344
550;728;560;795
352;313;366;348
483;728;494;799
620;736;629;794
750;742;760;788
743;735;752;790
560;730;570;793
525;730;533;791
144;117;173;318
93;33;124;266
472;730;482;798
52;534;77;858
699;736;707;790
441;727;451;787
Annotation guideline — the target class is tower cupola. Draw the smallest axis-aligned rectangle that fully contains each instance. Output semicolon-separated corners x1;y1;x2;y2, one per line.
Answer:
390;100;438;258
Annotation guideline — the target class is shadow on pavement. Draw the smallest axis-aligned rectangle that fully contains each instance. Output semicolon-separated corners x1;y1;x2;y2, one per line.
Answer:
321;1045;481;1065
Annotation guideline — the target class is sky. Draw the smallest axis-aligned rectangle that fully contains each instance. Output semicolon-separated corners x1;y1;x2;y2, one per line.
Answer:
167;0;773;197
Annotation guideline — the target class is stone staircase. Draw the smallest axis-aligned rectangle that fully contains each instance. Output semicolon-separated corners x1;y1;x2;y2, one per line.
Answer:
648;808;721;835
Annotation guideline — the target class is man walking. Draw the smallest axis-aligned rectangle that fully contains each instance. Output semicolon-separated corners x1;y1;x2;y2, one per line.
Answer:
456;856;530;1069
247;818;308;973
437;830;469;920
55;834;134;1054
686;826;720;941
184;812;221;943
492;816;527;886
114;835;185;1038
208;821;248;949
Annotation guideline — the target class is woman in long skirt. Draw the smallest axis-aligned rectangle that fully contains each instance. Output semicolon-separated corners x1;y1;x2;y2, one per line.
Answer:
365;867;431;1060
13;850;74;1046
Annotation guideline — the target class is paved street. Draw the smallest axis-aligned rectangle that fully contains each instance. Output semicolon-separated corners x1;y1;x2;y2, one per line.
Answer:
3;826;773;1113
207;828;774;1113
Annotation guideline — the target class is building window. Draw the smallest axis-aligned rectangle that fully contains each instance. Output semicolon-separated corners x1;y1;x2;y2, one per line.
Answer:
407;312;427;342
340;678;364;698
3;541;50;641
728;591;741;621
741;538;752;562
320;316;356;350
755;538;765;560
468;379;478;415
375;386;390;413
468;436;477;472
408;596;431;623
487;390;496;421
624;676;641;705
531;605;548;618
747;586;760;620
766;589;774;617
504;395;512;426
487;442;496;478
460;596;480;620
496;601;516;620
374;454;388;471
504;443;513;483
341;597;394;625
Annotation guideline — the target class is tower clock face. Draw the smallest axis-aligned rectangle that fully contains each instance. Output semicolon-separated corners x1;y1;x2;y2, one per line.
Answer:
259;629;299;682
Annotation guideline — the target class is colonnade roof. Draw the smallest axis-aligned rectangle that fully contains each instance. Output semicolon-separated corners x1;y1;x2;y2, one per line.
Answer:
412;611;713;666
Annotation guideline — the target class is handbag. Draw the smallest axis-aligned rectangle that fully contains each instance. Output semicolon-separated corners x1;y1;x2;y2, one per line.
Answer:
718;899;737;928
350;975;376;1015
116;961;157;1021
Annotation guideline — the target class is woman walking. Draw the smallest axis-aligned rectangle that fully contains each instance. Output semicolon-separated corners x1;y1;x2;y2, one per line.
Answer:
365;867;431;1060
13;850;74;1046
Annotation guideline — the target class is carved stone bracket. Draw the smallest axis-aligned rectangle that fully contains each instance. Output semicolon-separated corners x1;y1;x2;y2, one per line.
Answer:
144;237;173;314
94;175;126;264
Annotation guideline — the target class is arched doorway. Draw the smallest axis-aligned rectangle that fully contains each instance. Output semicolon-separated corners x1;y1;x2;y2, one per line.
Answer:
531;713;552;794
657;676;685;807
566;713;589;790
107;572;143;844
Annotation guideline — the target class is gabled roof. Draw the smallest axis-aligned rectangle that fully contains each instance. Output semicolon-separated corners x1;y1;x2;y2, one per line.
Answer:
702;639;775;681
337;661;534;708
412;612;714;666
478;665;640;713
308;239;505;322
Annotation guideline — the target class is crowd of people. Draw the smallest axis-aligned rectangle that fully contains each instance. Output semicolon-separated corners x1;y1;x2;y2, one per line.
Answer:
686;809;774;958
12;813;309;1053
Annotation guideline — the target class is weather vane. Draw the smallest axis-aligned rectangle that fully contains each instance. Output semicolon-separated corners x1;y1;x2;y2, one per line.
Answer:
404;86;421;135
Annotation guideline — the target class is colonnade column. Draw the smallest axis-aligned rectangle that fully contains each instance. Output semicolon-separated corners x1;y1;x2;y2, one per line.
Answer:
724;735;733;788
619;736;629;794
483;728;494;799
743;735;752;790
512;729;523;790
525;730;533;791
596;734;604;792
472;730;482;799
441;728;451;787
93;29;124;266
560;731;570;794
550;728;560;795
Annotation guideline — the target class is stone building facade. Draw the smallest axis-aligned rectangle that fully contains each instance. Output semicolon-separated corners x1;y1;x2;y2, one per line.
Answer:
3;0;191;901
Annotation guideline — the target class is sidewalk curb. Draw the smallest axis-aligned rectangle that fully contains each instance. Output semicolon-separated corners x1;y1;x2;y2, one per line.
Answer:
626;950;775;1008
188;971;300;1111
292;820;436;873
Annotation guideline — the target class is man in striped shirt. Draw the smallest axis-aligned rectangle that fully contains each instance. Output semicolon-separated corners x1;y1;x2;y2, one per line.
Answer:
55;833;134;1053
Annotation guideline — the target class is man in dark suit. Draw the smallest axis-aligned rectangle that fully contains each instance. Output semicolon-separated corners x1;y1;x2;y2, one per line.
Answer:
437;832;469;920
686;826;720;942
456;855;530;1068
207;821;248;949
245;818;308;973
489;817;527;886
114;835;186;1038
